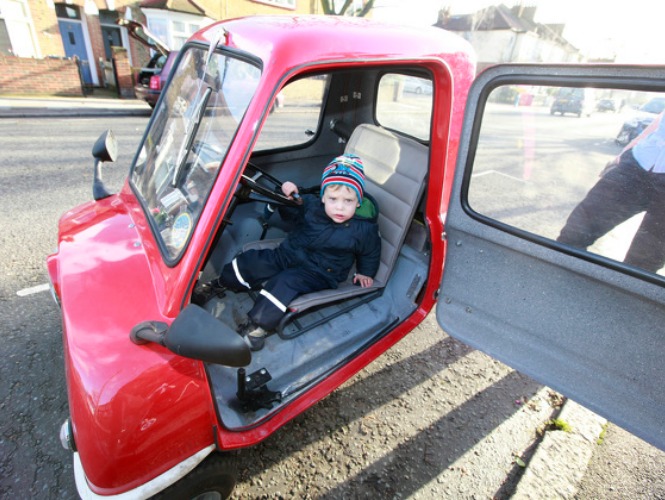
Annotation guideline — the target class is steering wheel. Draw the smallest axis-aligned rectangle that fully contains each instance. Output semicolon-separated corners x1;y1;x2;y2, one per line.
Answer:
239;162;299;206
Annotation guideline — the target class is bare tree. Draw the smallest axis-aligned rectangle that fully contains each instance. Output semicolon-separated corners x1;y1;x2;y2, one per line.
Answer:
320;0;374;17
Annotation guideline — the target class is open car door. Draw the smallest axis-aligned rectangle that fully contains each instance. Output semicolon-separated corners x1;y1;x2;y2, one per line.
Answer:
438;64;665;451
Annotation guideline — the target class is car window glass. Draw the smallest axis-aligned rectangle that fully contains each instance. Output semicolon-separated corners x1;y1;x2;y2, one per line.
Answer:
254;74;329;151
467;85;665;278
131;47;260;260
376;73;433;141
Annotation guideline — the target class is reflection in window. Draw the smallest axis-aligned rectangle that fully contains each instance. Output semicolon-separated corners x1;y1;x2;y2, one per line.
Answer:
468;85;665;276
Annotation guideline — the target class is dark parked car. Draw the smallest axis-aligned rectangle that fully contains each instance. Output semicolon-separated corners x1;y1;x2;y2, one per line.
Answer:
615;96;665;145
596;98;617;112
550;87;595;117
117;19;176;108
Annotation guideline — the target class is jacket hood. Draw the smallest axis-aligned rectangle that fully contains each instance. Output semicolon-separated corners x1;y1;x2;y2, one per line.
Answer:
354;192;379;222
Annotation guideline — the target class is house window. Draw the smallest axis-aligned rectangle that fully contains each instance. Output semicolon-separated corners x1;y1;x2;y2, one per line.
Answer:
253;0;296;9
146;13;208;51
54;3;81;19
0;0;38;57
0;20;11;55
172;20;200;49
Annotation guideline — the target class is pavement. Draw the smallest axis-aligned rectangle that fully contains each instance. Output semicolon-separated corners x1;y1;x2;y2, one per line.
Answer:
513;401;606;499
0;93;152;118
0;93;608;498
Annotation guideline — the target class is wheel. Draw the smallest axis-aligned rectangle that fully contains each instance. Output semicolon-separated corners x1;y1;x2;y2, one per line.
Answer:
239;162;298;206
151;452;238;500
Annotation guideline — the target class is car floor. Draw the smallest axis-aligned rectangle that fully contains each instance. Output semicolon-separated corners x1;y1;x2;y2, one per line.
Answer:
204;240;429;429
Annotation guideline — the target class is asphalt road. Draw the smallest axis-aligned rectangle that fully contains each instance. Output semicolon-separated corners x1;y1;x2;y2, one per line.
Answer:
0;116;144;497
0;114;662;499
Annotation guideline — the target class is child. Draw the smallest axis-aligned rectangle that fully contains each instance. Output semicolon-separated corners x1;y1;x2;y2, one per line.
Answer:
201;153;381;351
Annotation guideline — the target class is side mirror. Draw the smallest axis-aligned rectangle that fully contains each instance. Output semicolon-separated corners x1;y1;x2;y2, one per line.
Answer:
130;304;252;367
92;130;118;201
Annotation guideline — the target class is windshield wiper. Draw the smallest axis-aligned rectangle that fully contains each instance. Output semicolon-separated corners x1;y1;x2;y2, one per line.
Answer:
171;86;213;188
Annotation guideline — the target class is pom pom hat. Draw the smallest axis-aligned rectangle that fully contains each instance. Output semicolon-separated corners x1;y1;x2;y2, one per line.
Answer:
320;153;365;203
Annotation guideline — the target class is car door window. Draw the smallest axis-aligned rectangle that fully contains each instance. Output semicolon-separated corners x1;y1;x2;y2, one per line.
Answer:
376;73;433;141
438;65;665;452
468;85;665;279
254;74;329;151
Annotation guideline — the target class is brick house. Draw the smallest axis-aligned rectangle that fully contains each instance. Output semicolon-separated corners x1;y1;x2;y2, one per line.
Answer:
0;0;320;96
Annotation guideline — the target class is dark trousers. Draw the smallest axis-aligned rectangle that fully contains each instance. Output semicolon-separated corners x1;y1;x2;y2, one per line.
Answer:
220;249;331;330
557;150;665;272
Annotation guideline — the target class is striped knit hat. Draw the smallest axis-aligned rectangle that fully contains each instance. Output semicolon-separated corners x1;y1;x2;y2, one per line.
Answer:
320;153;365;203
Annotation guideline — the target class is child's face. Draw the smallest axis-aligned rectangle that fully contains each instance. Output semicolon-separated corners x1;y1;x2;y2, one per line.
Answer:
322;185;359;224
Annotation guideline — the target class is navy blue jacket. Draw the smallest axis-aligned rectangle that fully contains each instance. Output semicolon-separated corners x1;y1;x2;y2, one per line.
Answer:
276;193;381;288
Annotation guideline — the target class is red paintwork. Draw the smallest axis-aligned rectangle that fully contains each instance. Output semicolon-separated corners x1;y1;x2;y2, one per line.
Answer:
48;15;475;494
49;189;217;495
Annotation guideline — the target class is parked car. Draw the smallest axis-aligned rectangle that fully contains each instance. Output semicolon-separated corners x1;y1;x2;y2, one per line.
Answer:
615;96;665;145
403;75;433;95
117;19;176;108
48;15;664;499
550;86;595;117
596;98;617;112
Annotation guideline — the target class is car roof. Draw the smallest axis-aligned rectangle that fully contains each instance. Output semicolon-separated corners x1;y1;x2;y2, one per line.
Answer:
641;97;665;114
190;15;474;74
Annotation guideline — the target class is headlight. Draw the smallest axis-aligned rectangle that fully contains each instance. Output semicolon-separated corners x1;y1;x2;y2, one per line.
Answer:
48;277;61;309
59;419;77;452
46;255;61;309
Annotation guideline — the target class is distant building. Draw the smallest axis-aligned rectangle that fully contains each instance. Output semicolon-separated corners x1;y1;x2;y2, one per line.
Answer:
435;4;583;73
0;0;316;96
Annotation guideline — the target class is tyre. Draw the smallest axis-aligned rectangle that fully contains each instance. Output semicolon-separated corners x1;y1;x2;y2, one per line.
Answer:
151;452;238;500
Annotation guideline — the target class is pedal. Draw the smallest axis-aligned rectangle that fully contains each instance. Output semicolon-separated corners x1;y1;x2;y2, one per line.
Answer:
236;367;282;412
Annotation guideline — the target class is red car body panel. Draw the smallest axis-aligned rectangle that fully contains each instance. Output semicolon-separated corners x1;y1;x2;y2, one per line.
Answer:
50;189;217;494
48;15;476;494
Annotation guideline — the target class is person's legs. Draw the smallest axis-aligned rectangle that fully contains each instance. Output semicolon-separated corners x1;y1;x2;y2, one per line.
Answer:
192;249;282;306
248;268;331;331
557;152;651;248
623;173;665;272
219;249;282;291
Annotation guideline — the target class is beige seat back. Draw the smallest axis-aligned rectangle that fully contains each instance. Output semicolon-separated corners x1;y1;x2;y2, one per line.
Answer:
345;124;429;285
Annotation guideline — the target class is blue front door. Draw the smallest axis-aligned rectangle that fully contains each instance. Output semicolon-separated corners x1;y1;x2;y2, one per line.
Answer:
58;20;92;85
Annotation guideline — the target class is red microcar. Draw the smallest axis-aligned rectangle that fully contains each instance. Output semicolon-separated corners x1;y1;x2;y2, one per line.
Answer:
47;15;664;499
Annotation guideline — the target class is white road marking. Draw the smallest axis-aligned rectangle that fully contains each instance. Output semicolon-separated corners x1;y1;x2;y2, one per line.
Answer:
472;169;527;182
17;283;50;297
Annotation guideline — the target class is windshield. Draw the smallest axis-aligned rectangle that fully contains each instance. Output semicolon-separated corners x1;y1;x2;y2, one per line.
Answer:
131;45;260;260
